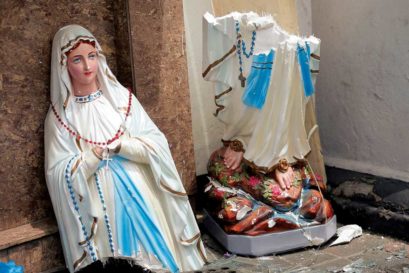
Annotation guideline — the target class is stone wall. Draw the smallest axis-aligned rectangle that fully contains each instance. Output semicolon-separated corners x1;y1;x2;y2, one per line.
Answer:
0;0;118;233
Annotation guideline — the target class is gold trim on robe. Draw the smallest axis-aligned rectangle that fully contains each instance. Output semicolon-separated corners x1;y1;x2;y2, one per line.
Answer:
310;53;320;60
73;251;87;270
78;217;98;246
60;35;97;65
160;181;187;197
75;137;83;152
214;87;232;117
215;87;233;100
61;35;95;52
196;239;208;264
214;99;225;117
202;45;236;78
180;232;201;245
63;94;70;109
71;158;81;176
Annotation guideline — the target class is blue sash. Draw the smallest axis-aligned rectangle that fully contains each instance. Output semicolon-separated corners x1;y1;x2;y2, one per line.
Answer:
242;50;275;109
297;42;314;97
105;157;179;273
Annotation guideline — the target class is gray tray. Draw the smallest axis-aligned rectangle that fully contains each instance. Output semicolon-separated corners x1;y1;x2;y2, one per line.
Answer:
203;210;337;256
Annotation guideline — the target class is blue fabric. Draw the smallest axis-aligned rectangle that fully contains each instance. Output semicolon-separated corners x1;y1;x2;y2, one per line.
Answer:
0;260;24;273
297;42;314;97
242;50;275;109
102;157;179;273
115;191;138;257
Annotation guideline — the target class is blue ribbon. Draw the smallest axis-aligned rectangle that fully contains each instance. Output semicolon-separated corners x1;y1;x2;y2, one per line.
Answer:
103;157;179;273
297;42;314;97
242;50;275;109
0;260;24;273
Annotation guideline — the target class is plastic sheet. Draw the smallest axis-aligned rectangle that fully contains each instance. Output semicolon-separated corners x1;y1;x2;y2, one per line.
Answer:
0;260;24;273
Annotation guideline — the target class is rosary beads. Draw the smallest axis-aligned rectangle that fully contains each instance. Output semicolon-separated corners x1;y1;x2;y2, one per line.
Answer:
235;20;257;87
51;89;132;147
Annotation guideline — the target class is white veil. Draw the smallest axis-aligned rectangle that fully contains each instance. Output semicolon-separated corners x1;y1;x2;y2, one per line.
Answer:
50;24;126;124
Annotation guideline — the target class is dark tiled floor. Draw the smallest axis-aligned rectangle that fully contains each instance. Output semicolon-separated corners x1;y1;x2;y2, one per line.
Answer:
56;225;409;273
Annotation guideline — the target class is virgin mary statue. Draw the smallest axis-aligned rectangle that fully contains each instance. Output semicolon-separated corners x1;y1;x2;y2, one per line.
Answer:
44;25;206;273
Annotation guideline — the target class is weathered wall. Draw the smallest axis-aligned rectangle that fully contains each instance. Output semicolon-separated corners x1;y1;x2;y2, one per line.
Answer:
127;0;197;193
0;1;129;271
311;1;409;182
112;0;133;89
1;234;64;273
296;0;312;36
0;0;118;232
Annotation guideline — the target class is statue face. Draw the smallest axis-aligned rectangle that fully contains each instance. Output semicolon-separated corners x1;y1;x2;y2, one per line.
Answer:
67;42;99;89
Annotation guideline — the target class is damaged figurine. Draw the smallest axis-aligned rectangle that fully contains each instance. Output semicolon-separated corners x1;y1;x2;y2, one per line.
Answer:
44;25;206;273
202;12;334;239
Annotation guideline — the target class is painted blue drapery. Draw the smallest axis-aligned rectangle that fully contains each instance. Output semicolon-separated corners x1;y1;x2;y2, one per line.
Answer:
100;157;179;273
242;50;275;109
297;42;314;97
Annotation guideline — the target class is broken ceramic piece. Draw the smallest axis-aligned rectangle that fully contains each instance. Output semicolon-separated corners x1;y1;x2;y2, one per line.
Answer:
330;224;362;246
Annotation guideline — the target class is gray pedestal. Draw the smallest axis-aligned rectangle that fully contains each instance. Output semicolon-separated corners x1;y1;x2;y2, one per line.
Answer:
203;210;337;256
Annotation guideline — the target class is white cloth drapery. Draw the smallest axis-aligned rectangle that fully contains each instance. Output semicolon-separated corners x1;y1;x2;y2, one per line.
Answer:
203;12;321;171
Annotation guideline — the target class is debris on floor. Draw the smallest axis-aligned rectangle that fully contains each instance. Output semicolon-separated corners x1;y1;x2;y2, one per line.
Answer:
190;229;409;273
341;258;376;272
330;225;362;246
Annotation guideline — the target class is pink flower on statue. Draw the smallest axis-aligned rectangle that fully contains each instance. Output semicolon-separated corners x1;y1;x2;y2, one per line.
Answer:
314;174;323;181
248;176;261;187
271;184;281;196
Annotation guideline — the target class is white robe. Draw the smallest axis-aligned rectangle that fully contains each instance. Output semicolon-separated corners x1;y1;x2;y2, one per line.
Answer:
45;25;206;273
202;12;321;171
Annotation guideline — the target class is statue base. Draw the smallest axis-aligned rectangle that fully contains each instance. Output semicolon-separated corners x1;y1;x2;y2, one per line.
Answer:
203;210;337;256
